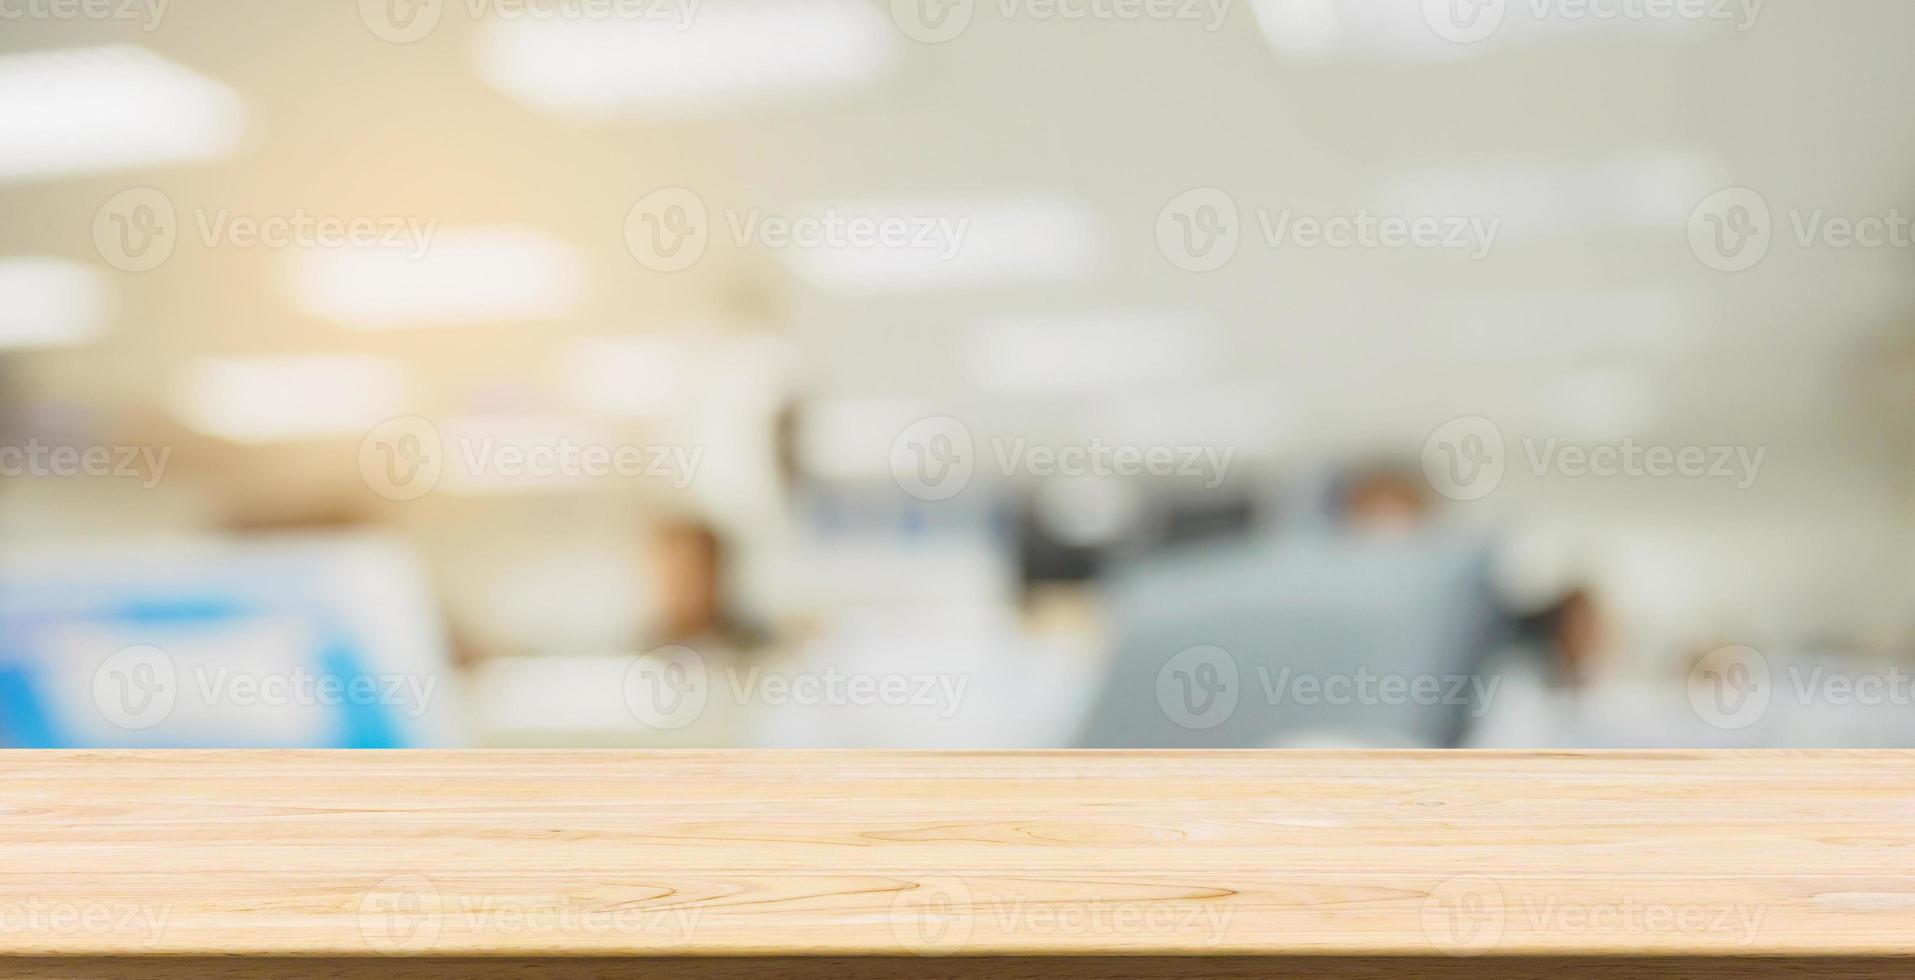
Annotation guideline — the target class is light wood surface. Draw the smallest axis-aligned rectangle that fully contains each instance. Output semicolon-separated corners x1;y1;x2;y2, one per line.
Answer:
2;750;1913;970
6;958;1914;980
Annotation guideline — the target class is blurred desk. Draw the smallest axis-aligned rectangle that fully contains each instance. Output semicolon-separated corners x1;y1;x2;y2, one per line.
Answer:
3;751;1914;978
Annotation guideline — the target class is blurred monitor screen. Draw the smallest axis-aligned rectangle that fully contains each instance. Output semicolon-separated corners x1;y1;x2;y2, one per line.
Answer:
0;534;461;748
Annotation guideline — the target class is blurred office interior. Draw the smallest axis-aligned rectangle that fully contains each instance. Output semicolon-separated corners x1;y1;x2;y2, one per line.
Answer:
4;0;1915;748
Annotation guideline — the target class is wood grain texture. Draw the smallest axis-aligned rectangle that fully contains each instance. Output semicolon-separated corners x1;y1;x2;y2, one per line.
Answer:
5;959;1915;980
1;750;1913;965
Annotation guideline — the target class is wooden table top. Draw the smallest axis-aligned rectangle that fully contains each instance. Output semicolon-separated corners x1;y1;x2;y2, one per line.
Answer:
3;750;1913;961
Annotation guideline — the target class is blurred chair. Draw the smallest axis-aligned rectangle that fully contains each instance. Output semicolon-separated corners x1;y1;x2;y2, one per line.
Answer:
1075;529;1503;748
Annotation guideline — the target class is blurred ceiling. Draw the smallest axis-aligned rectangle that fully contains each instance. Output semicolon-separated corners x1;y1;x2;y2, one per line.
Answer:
2;0;1914;492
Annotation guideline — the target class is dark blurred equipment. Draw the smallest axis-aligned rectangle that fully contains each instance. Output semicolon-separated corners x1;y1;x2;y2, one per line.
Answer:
1017;484;1260;588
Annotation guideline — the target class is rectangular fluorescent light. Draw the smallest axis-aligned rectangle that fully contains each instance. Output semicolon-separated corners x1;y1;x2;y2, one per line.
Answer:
474;0;898;119
0;257;113;349
1252;0;1704;62
169;356;409;443
784;193;1106;293
1377;151;1717;241
1252;0;1436;60
961;311;1224;394
283;226;586;329
0;46;244;184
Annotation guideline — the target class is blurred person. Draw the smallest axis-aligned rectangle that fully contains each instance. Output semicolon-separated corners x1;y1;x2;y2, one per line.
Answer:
1465;586;1613;747
645;518;760;654
1336;463;1432;534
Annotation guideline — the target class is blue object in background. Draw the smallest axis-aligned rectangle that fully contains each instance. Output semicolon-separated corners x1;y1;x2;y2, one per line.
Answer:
0;535;461;749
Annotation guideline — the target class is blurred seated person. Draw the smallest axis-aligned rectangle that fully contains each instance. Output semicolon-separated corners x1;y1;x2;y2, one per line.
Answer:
1337;463;1432;534
645;518;762;655
1464;586;1610;747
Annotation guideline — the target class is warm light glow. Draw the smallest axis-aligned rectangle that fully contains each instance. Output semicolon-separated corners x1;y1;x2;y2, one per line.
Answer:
473;0;899;119
169;356;410;443
283;226;587;329
0;257;114;349
0;46;244;184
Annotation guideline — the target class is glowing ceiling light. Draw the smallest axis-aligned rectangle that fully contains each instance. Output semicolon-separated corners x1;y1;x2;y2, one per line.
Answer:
169;356;410;443
283;226;587;329
473;0;899;119
0;46;244;184
0;257;114;349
